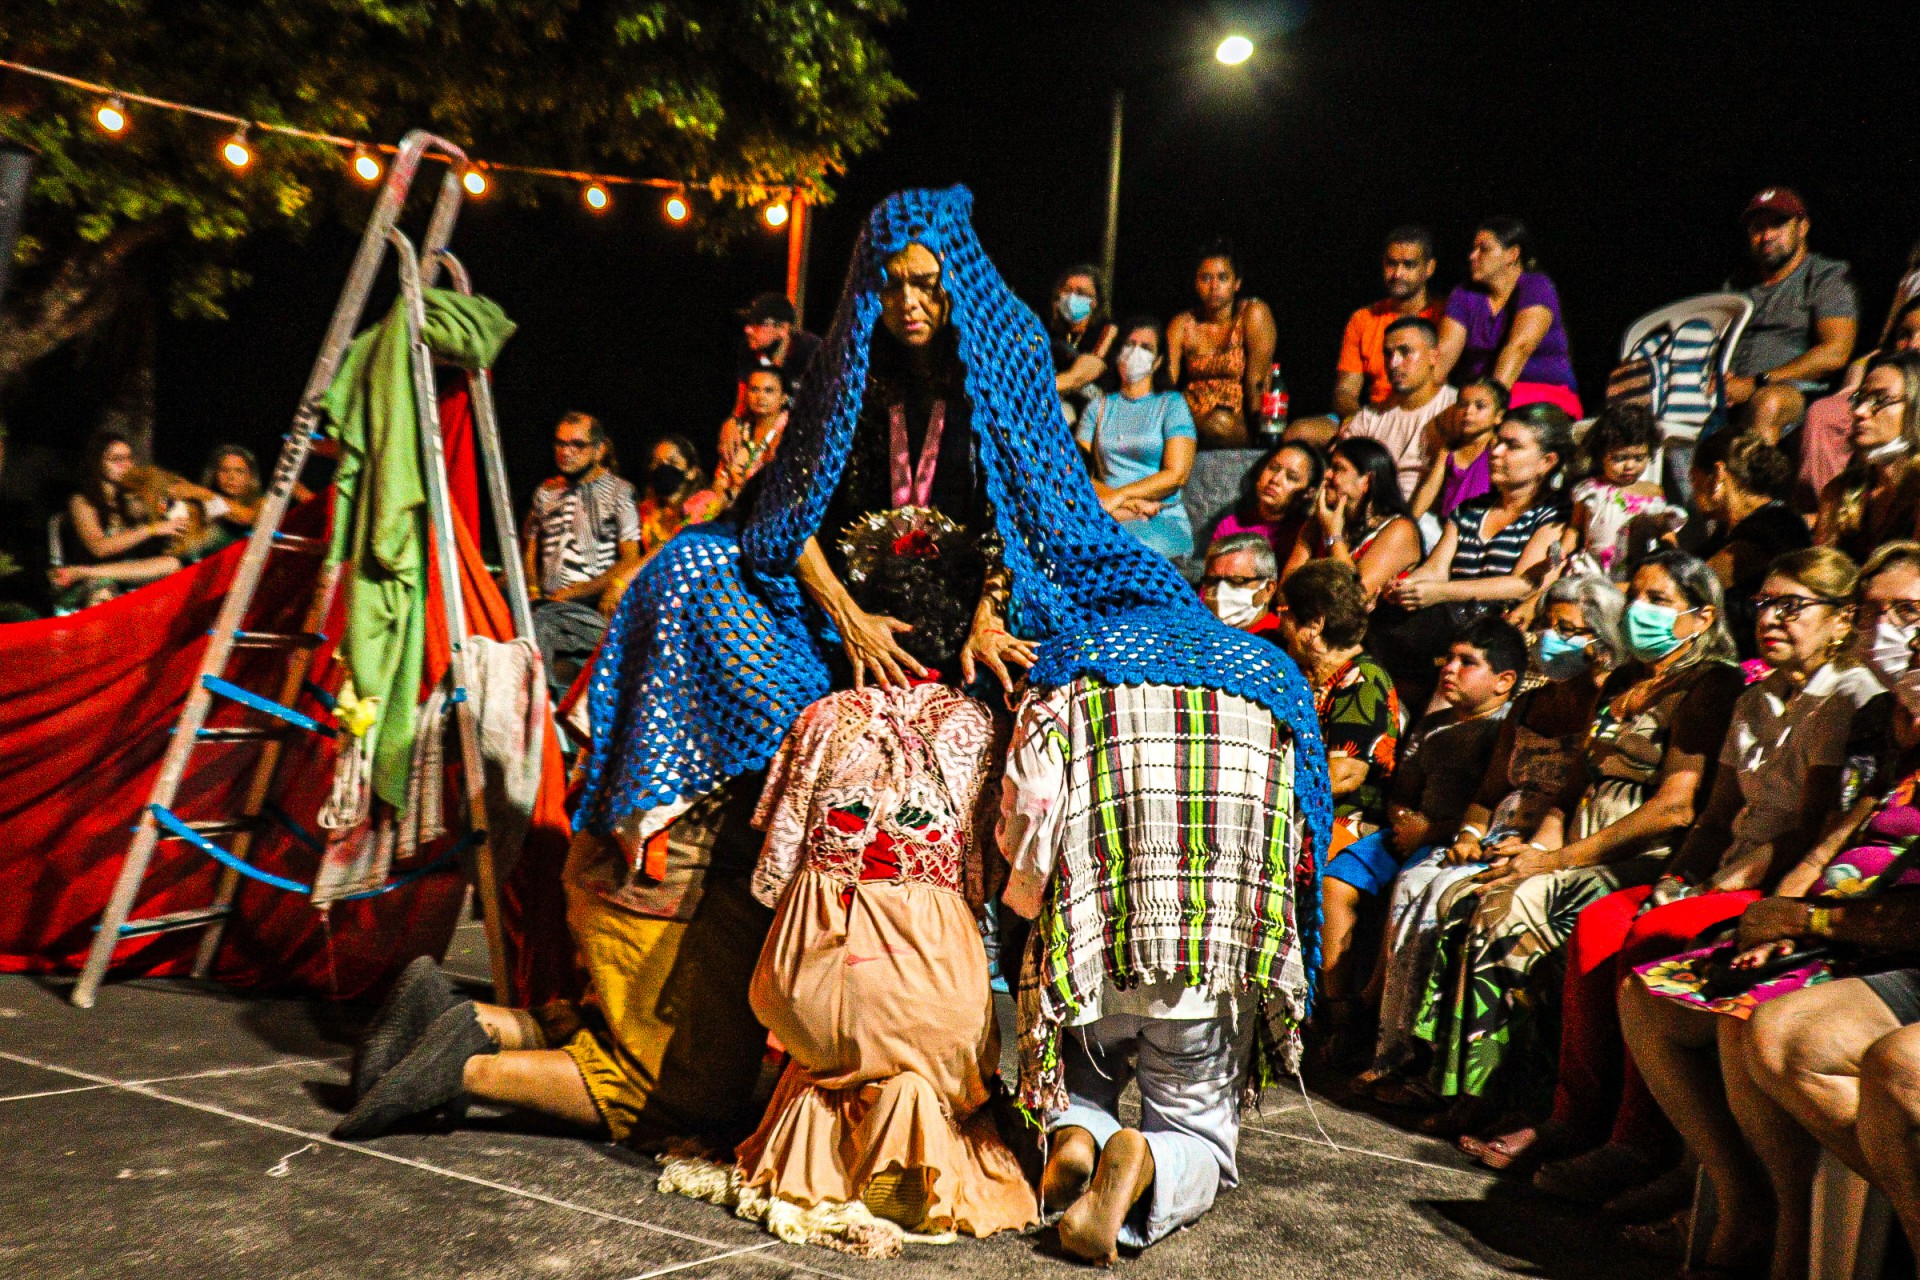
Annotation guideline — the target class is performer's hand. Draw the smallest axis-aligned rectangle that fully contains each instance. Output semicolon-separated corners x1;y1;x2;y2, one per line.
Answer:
961;620;1036;694
838;605;925;688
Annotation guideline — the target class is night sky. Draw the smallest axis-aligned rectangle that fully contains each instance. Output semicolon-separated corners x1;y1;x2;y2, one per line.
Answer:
10;0;1919;527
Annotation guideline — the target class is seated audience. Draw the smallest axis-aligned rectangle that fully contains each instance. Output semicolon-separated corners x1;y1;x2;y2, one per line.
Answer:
1000;667;1310;1264
1802;294;1920;511
1436;216;1581;417
1280;559;1401;854
1076;317;1198;559
1200;531;1282;640
50;430;210;609
1319;618;1525;1058
1622;544;1920;1278
713;368;788;509
1304;437;1423;606
1411;377;1508;521
738;291;822;406
1211;440;1324;571
1814;350;1920;565
1414;552;1744;1134
1564;404;1679;583
1474;550;1876;1206
1724;187;1859;444
1342;316;1457;501
202;444;263;539
1048;262;1118;416
1168;239;1277;449
1359;575;1626;1104
1690;430;1809;658
522;413;642;694
1333;226;1445;420
1374;403;1574;711
634;434;721;566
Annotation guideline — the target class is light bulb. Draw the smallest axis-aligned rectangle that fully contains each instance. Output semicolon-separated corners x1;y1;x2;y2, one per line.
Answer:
583;182;610;212
1216;35;1254;65
222;129;252;169
763;202;790;229
664;193;690;224
351;148;382;184
461;166;487;197
95;99;127;134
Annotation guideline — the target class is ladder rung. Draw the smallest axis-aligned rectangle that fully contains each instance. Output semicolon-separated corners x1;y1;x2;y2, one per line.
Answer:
229;631;323;650
201;675;336;738
192;726;290;743
271;533;326;554
109;906;231;939
158;816;262;840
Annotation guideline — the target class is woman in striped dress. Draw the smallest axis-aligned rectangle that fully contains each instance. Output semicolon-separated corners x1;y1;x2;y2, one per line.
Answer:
1372;402;1576;710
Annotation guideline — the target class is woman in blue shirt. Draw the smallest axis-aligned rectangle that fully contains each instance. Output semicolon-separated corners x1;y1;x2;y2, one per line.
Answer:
1075;317;1198;560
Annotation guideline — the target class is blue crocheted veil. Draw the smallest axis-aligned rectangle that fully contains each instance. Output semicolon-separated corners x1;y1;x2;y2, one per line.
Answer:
577;186;1332;869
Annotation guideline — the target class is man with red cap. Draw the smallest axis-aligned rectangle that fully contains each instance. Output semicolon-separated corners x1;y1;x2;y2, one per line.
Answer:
1724;186;1858;444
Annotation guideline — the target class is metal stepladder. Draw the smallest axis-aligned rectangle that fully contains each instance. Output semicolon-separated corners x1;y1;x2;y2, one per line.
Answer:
72;130;537;1009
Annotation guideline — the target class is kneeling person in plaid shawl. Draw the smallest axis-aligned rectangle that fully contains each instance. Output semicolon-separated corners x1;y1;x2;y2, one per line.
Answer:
999;676;1315;1264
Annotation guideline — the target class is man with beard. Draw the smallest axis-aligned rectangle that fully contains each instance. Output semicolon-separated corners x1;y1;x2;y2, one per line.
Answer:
1332;227;1445;420
522;411;640;696
1725;188;1859;444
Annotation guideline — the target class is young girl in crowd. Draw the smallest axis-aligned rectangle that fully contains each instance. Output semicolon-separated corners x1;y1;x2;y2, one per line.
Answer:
1564;404;1678;582
1412;376;1508;521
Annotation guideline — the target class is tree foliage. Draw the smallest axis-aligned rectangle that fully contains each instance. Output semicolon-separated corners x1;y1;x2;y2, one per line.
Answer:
0;0;909;418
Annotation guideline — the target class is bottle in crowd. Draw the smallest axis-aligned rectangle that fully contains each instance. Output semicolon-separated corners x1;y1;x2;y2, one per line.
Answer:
1259;362;1289;440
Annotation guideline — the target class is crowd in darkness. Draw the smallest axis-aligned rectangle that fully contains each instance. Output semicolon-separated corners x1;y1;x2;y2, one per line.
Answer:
31;179;1920;1274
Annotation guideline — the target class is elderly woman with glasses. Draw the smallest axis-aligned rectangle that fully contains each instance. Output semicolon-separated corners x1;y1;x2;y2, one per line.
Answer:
1815;350;1920;564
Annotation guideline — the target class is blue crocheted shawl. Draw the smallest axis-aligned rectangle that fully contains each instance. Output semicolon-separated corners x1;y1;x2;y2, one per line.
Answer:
577;186;1332;868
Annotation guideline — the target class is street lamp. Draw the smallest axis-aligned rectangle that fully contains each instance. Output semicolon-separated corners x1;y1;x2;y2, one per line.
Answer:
1101;35;1256;304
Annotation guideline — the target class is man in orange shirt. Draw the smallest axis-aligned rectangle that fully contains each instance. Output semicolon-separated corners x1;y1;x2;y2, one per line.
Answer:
1332;227;1444;419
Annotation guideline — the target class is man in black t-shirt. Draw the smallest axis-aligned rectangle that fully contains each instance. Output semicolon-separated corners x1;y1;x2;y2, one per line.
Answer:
736;292;821;408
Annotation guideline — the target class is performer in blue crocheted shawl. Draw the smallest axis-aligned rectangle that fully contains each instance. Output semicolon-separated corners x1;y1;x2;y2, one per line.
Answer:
578;185;1332;868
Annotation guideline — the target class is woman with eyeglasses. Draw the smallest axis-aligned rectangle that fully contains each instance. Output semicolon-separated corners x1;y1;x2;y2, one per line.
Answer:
1472;551;1878;1213
1414;551;1745;1145
1814;350;1920;564
1619;543;1920;1278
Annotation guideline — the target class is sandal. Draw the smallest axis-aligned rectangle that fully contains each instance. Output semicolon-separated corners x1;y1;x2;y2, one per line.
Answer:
1457;1118;1569;1172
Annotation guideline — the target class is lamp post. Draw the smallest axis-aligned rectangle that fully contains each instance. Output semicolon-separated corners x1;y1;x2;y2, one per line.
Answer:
1098;34;1255;306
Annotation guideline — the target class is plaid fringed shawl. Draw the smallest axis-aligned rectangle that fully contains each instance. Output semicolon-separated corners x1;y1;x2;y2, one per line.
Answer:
1001;679;1312;1114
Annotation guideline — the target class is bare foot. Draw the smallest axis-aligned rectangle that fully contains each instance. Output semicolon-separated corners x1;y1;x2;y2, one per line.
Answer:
1042;1127;1098;1213
1058;1129;1155;1267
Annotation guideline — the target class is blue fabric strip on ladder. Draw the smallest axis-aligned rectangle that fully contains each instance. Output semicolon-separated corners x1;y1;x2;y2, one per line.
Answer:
200;675;337;737
144;804;478;905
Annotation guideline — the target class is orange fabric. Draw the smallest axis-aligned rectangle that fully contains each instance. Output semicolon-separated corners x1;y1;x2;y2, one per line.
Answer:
1337;299;1446;406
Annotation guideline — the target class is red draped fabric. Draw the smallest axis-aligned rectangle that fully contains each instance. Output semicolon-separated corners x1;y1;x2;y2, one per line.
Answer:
0;409;575;1006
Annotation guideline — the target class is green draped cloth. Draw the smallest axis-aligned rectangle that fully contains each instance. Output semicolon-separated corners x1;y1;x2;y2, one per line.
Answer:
322;288;516;810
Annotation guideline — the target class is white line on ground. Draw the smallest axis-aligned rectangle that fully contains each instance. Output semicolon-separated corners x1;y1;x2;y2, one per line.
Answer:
0;1049;854;1280
0;1054;347;1104
621;1241;784;1279
1239;1120;1491;1178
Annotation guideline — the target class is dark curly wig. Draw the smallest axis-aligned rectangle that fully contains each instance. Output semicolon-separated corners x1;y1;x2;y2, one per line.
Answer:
845;542;981;673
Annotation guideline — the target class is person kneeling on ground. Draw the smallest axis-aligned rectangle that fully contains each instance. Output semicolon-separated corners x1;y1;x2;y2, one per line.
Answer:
657;524;1039;1258
333;781;776;1148
999;666;1317;1264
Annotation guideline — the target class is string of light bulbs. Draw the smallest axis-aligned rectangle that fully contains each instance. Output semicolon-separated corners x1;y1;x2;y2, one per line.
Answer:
0;57;797;227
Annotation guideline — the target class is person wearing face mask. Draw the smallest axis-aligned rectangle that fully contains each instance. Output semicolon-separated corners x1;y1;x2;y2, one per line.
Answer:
1047;264;1117;413
1414;552;1745;1139
1815;350;1920;564
1356;575;1626;1108
1199;532;1281;640
1618;542;1920;1278
1474;551;1878;1213
1075;317;1198;559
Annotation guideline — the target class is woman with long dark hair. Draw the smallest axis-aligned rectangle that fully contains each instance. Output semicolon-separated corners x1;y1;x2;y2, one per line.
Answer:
1306;436;1423;606
1167;239;1278;449
1075;315;1197;559
1815;350;1920;564
1212;440;1323;576
49;431;209;607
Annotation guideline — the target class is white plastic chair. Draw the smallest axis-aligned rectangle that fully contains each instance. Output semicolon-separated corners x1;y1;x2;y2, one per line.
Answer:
1617;291;1753;492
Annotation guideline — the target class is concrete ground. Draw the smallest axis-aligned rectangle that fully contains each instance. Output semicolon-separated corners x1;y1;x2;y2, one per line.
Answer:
0;919;1670;1280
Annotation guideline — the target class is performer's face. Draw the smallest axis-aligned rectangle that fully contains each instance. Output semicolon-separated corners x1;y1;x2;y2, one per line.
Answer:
880;243;948;347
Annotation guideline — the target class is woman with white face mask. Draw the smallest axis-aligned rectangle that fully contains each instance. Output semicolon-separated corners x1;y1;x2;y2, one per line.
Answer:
1815;350;1920;564
1047;264;1117;404
1075;317;1199;560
